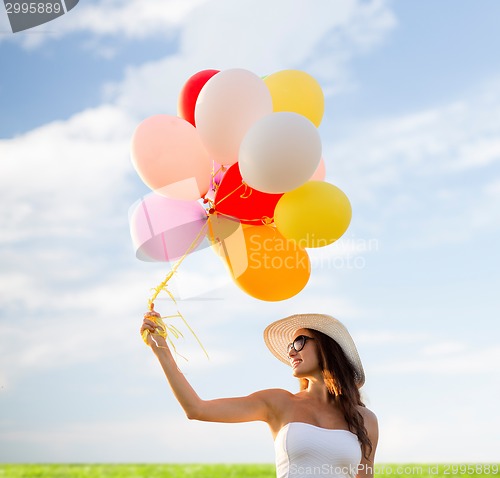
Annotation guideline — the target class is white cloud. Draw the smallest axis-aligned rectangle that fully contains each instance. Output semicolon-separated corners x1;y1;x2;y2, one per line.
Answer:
0;104;137;243
377;414;500;462
1;0;397;68
330;79;500;245
0;104;164;390
484;177;500;197
335;92;500;195
0;261;246;389
452;137;500;171
0;415;273;462
356;330;430;345
181;0;396;85
0;269;145;373
374;345;500;375
1;0;209;48
420;340;466;356
306;233;381;271
104;0;396;118
68;0;208;37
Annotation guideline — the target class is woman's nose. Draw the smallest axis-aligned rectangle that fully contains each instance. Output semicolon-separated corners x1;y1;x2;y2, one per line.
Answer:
288;346;297;358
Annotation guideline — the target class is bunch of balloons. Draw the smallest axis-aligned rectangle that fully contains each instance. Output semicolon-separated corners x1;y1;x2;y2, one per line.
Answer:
129;68;352;302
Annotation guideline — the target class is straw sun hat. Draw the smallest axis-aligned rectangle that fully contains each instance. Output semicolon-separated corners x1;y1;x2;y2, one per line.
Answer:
263;313;365;387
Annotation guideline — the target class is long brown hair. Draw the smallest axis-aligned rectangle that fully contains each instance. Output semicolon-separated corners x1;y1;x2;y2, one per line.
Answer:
299;328;372;460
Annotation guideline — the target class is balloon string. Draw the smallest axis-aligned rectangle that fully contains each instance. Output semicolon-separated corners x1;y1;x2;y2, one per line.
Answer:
207;162;226;204
146;221;210;361
148;221;209;306
142;309;189;361
213;181;254;206
213;182;245;207
208;209;275;226
240;182;252;199
209;166;272;223
212;163;226;180
210;162;252;207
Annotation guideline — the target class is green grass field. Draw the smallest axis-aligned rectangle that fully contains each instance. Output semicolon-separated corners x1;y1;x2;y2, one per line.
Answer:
0;464;498;477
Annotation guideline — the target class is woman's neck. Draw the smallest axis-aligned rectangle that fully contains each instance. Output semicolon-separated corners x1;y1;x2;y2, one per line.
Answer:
303;376;331;403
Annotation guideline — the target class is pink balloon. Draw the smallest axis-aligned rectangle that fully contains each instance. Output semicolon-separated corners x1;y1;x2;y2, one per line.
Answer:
131;115;212;201
129;193;208;262
195;69;273;165
310;157;326;181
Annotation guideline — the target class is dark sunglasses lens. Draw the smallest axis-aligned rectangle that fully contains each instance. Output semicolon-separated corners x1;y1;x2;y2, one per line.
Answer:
293;336;306;352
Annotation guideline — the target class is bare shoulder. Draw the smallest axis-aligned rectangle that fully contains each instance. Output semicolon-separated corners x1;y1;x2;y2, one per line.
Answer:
357;405;379;438
357;405;377;422
357;405;379;470
253;388;294;404
252;388;295;419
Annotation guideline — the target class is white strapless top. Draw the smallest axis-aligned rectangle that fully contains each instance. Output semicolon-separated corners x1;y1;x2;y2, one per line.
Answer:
274;422;362;478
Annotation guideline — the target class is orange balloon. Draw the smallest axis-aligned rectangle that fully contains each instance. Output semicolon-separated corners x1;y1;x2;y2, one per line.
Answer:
218;225;311;301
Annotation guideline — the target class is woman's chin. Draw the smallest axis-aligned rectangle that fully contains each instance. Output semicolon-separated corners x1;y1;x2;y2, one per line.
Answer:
292;367;306;378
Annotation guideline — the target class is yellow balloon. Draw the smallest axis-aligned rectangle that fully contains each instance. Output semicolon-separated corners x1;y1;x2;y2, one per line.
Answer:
274;181;351;248
264;70;324;127
218;225;311;301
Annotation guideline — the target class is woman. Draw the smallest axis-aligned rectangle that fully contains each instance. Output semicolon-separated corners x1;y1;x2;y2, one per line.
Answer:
140;311;378;478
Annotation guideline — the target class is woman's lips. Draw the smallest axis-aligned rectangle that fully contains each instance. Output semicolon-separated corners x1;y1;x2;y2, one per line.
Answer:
291;359;302;368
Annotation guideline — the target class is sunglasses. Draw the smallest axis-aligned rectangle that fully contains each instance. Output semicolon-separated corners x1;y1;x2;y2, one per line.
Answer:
287;335;315;354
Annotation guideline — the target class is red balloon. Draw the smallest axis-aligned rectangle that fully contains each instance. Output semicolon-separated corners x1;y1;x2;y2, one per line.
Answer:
178;69;220;126
214;163;283;225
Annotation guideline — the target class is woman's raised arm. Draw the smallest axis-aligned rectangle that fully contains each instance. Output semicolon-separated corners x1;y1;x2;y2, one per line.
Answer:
141;312;285;426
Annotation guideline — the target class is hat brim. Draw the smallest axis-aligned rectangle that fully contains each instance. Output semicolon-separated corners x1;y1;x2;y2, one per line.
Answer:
263;313;365;388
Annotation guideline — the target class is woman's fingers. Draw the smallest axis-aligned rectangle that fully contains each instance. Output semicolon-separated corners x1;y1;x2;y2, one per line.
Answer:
141;320;154;332
141;317;164;334
144;310;160;319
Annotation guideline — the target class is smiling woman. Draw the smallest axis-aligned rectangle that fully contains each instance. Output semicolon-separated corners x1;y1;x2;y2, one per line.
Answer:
140;311;378;478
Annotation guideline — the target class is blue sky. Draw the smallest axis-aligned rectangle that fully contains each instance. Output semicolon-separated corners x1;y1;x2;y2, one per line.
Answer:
1;0;500;465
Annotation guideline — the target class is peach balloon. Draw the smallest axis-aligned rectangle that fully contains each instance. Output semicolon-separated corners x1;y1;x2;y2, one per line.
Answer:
131;114;212;201
310;157;326;181
195;69;273;165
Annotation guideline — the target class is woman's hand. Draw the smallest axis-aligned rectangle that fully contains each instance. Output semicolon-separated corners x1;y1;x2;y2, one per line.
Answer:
140;310;168;349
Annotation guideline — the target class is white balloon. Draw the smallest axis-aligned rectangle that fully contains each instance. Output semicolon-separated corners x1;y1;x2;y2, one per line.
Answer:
195;69;273;165
239;112;322;193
